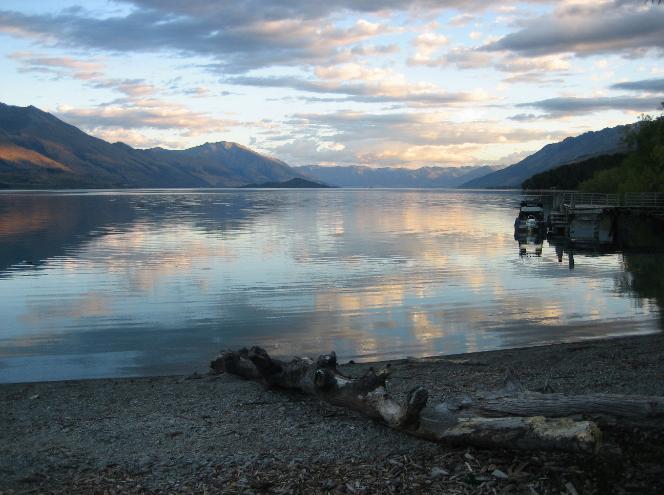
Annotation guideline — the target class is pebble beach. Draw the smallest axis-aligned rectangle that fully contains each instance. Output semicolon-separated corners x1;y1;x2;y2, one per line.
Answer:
2;333;663;494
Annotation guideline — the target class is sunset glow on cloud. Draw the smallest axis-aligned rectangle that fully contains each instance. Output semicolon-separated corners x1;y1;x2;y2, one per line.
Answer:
0;0;662;168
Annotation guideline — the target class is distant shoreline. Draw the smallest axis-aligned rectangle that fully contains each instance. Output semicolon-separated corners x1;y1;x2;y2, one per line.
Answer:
0;186;524;192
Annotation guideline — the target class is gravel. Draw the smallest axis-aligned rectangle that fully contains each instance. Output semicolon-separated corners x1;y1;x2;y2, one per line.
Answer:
1;333;663;494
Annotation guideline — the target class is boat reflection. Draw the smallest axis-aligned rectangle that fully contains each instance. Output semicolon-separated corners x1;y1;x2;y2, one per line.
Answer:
512;193;618;265
514;230;544;257
1;190;662;383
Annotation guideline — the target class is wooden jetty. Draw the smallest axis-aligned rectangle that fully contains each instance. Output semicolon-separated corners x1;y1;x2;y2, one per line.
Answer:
545;192;664;242
624;192;664;219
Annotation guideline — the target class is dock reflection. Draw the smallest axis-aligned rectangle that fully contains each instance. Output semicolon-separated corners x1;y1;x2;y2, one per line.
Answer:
1;190;662;383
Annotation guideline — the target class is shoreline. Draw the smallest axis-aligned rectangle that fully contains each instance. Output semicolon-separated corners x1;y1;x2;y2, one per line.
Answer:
2;329;661;387
2;332;663;493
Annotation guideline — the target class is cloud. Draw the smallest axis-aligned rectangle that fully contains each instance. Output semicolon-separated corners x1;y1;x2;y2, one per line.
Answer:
263;109;567;167
110;0;532;21
3;1;658;166
4;49;237;147
0;1;563;74
9;49;166;100
84;128;183;149
409;44;494;69
484;1;664;58
516;95;663;117
611;78;664;93
9;51;104;80
410;31;448;65
496;54;572;84
56;98;236;139
496;54;571;74
90;78;158;98
0;6;399;74
180;86;213;97
51;72;237;147
350;43;400;56
408;43;570;85
508;113;549;122
225;67;490;107
292;110;560;145
447;13;476;27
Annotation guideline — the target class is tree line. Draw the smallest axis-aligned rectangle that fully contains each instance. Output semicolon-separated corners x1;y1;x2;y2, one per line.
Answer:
523;111;664;193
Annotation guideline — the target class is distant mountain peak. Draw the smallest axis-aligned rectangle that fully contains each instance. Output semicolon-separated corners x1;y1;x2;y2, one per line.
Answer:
0;102;301;189
296;164;499;188
189;141;252;153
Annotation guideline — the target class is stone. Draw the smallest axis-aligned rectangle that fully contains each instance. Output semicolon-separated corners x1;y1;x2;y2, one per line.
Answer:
492;469;509;479
430;467;450;478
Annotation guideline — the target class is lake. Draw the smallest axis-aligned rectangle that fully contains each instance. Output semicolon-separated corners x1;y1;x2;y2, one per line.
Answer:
0;189;661;383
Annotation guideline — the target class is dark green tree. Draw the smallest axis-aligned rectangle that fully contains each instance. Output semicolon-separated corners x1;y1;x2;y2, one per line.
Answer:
580;105;664;193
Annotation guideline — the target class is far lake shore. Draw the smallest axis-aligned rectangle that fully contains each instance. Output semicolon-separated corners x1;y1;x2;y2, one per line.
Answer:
2;332;663;494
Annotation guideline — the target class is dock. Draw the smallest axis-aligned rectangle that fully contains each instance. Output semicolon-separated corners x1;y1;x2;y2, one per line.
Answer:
545;192;664;242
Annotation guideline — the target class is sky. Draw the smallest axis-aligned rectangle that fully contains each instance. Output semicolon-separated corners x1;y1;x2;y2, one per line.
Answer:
0;0;662;169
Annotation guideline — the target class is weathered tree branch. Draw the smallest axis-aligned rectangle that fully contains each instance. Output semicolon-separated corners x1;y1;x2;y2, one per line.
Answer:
211;347;426;428
210;347;662;454
450;392;664;427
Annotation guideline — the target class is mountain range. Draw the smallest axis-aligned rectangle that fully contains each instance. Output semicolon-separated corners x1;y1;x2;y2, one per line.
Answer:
0;102;635;190
0;103;301;188
296;164;498;188
460;124;631;188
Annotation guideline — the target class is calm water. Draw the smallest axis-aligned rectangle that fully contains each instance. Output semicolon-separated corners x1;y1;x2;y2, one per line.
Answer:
0;189;661;383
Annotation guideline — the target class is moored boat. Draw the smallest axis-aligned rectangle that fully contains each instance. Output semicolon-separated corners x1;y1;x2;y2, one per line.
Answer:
514;200;546;233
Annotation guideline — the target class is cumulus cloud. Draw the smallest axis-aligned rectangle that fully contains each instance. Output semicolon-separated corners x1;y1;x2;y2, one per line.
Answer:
263;110;567;167
112;0;532;21
0;6;398;73
11;53;237;148
496;55;571;74
484;1;664;58
408;43;497;70
4;48;238;147
408;43;570;85
496;54;572;84
0;1;564;74
3;0;658;165
409;31;448;65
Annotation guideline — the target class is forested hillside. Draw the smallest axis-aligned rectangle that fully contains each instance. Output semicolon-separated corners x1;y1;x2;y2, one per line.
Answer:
580;114;664;193
522;153;626;190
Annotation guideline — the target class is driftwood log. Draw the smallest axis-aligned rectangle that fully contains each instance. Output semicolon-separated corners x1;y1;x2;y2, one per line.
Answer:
211;347;664;454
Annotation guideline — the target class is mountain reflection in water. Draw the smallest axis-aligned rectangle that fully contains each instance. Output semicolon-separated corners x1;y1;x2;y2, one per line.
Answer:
0;190;661;383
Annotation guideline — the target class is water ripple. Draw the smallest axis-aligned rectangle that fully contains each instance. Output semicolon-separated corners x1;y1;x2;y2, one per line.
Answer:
0;189;661;382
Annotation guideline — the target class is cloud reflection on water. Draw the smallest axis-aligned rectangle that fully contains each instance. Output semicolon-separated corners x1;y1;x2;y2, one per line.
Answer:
0;190;661;382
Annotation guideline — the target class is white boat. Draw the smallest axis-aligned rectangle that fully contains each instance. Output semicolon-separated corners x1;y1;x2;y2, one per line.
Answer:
515;200;546;233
